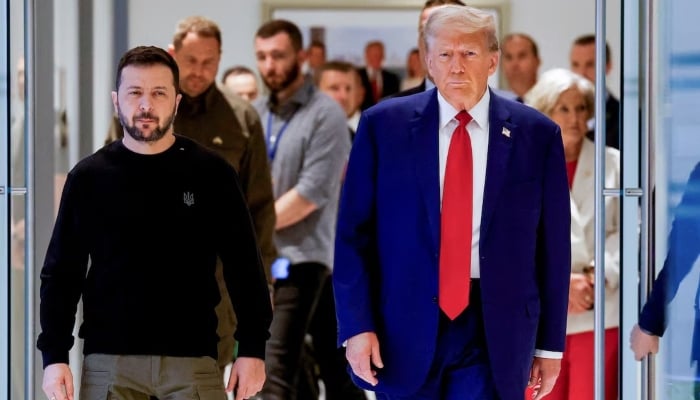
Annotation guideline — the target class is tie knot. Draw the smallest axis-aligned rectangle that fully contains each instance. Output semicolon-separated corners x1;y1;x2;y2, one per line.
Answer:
455;110;472;126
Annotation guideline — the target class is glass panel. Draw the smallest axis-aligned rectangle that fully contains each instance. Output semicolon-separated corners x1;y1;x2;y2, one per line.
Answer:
0;0;10;398
619;0;642;397
8;0;26;400
657;0;700;397
9;0;25;397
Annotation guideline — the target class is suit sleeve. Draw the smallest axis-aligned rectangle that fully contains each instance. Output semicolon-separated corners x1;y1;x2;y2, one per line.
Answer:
333;111;379;346
640;162;700;336
535;125;572;352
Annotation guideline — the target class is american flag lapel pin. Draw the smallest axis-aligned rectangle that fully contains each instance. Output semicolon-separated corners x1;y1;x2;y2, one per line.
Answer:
502;127;511;138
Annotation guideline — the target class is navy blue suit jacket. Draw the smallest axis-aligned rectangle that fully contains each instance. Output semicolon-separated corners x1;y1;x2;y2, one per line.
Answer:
640;162;700;361
334;89;571;399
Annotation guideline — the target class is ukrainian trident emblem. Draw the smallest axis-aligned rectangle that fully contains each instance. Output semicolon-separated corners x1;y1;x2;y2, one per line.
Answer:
183;192;195;207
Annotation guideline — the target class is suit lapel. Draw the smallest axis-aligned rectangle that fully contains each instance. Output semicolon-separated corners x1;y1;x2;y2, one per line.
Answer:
411;90;441;253
481;92;515;238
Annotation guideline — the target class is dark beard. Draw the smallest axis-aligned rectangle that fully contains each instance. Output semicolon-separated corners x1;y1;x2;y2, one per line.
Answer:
118;107;176;143
263;62;301;95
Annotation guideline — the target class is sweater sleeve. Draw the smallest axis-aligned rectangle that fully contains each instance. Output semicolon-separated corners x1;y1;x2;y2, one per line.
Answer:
36;170;90;368
215;161;273;359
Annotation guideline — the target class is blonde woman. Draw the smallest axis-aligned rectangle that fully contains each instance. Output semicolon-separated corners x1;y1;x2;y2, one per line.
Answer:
525;68;620;400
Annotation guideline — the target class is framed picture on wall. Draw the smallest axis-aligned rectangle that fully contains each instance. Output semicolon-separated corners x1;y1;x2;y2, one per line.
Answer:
260;0;510;87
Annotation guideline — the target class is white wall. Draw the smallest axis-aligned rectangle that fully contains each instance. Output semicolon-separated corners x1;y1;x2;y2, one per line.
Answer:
508;0;621;97
128;0;262;84
127;0;621;97
94;0;115;151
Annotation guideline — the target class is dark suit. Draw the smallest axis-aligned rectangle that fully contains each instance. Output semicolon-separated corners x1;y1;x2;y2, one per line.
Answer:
358;67;400;110
586;93;621;150
640;162;700;362
334;89;571;399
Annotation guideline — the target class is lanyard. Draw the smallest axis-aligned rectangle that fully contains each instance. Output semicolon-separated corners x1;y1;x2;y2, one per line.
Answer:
266;111;296;161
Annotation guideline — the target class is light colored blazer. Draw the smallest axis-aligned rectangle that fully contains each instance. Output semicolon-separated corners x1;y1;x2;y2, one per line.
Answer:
568;138;621;334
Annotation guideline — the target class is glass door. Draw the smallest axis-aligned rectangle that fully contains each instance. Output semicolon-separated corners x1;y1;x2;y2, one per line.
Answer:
620;0;700;399
4;0;67;398
1;0;11;394
6;0;28;398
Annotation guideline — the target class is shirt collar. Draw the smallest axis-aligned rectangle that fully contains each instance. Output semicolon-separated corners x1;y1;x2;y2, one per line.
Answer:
436;88;490;130
267;77;315;118
179;83;219;115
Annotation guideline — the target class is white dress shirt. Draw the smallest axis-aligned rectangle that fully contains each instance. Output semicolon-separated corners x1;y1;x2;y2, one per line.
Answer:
437;90;489;279
347;110;361;133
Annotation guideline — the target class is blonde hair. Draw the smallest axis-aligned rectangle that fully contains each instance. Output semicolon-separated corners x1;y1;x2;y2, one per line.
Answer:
423;5;499;53
524;68;594;117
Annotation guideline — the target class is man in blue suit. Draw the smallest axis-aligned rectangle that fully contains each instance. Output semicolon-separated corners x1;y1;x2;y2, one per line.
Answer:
631;162;700;390
333;5;571;400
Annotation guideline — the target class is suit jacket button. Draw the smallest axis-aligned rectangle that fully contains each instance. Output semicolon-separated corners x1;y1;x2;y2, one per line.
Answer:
432;296;438;304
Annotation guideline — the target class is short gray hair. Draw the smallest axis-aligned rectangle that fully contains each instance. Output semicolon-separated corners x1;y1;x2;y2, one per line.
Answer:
423;5;499;53
524;68;595;117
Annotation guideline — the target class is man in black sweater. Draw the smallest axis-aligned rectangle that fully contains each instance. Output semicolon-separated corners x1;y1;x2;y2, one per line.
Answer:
37;46;272;400
104;16;277;373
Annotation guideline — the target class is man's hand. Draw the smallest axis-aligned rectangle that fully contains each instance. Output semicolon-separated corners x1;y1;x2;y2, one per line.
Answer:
630;324;659;361
42;363;74;400
527;357;560;400
346;332;383;386
226;357;265;400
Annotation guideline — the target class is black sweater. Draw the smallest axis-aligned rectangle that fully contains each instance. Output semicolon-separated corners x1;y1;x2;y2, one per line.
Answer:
37;135;272;368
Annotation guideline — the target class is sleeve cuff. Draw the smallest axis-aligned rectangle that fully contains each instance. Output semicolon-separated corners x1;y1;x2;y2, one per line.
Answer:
638;325;658;336
294;184;324;210
42;351;70;369
534;349;563;359
235;340;267;360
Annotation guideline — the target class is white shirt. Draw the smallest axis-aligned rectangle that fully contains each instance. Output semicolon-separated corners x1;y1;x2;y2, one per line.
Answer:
347;110;361;133
437;90;489;279
436;89;562;360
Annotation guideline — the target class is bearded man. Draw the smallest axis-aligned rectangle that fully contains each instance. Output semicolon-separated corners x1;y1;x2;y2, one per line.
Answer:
252;19;361;400
37;46;272;400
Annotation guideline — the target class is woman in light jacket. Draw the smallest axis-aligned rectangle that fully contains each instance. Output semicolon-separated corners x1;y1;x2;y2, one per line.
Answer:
525;68;620;400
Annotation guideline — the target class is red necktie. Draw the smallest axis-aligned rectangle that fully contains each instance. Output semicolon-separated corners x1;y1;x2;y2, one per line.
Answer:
370;73;380;102
439;110;473;320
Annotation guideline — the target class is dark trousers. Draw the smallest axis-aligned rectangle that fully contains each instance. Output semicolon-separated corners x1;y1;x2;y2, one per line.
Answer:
376;281;497;400
260;262;365;400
